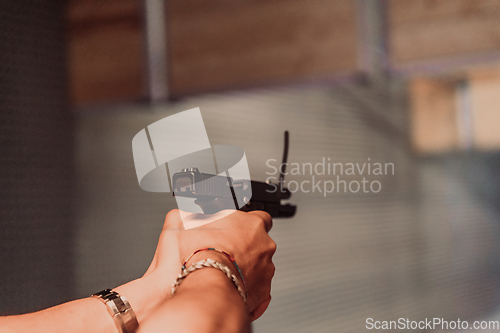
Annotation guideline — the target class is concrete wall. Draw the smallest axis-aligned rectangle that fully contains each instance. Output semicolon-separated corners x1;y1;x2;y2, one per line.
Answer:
0;1;75;315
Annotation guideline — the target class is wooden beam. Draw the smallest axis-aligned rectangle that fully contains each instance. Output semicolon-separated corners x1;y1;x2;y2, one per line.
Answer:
468;71;500;150
388;0;500;66
410;78;459;153
166;0;359;97
67;0;145;106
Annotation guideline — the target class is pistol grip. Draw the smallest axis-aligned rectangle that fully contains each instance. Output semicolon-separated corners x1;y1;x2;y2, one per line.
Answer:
194;197;237;215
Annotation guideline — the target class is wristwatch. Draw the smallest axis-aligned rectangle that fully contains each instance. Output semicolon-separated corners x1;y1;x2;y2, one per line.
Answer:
93;289;139;333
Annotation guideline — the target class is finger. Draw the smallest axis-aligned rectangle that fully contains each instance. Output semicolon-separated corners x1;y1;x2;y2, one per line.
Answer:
249;295;272;321
248;210;273;232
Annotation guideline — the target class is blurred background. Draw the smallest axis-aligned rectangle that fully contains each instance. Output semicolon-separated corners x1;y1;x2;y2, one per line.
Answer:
1;0;500;332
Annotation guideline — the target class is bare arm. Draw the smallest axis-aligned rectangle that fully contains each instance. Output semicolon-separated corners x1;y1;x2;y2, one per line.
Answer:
0;262;250;333
139;253;251;333
0;209;275;333
0;272;167;333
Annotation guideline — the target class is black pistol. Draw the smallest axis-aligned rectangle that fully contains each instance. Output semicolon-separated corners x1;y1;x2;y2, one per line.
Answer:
171;132;296;218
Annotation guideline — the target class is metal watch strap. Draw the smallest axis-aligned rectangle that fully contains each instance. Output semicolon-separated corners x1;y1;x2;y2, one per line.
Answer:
93;289;139;333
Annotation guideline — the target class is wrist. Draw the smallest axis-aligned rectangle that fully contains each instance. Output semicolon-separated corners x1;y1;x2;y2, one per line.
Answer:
176;268;249;332
138;268;250;333
185;250;246;295
178;264;235;293
186;251;233;270
113;271;170;325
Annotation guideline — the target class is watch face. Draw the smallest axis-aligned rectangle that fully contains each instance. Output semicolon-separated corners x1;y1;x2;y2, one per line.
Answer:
94;289;113;298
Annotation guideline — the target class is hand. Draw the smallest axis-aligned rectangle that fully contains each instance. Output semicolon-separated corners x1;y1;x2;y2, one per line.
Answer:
144;209;276;321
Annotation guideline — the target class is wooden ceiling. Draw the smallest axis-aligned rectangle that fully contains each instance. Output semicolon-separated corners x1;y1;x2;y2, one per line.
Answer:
67;0;359;105
166;0;358;97
67;0;500;106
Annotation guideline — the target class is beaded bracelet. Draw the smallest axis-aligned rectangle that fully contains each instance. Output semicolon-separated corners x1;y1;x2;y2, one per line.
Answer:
172;259;247;303
182;247;247;297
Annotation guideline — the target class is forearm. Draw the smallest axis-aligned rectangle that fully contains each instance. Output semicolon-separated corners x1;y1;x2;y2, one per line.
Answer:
0;297;115;333
0;209;274;333
139;259;251;333
0;272;169;333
